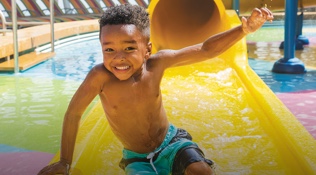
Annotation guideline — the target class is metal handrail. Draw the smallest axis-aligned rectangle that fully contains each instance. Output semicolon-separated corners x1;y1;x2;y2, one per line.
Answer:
3;0;55;73
0;10;50;36
12;0;18;73
50;0;54;52
0;10;8;36
6;21;50;25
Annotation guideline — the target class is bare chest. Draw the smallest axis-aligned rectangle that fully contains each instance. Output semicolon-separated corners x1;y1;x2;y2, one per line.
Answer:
100;79;161;116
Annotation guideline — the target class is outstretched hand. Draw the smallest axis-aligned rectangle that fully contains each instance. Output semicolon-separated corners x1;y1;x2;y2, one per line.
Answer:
241;7;274;34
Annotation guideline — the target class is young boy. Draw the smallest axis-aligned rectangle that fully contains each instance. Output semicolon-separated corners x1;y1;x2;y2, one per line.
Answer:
38;4;273;175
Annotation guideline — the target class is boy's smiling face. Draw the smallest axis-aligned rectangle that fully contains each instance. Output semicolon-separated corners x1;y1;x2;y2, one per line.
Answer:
100;24;151;81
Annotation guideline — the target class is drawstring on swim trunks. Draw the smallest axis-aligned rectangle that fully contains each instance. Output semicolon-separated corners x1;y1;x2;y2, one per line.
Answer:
146;148;161;175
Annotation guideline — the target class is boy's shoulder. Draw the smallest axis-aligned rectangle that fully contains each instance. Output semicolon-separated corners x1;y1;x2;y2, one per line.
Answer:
91;63;109;73
88;63;112;80
93;63;107;71
147;49;176;67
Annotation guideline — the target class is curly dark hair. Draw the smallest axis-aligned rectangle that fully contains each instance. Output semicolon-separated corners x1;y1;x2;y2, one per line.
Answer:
99;4;150;41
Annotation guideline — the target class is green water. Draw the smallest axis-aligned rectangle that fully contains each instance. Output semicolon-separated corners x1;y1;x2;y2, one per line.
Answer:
0;75;97;153
247;27;284;42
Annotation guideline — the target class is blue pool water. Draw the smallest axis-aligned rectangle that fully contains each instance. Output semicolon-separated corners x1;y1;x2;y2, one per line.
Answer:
1;38;102;87
249;59;316;93
19;38;103;81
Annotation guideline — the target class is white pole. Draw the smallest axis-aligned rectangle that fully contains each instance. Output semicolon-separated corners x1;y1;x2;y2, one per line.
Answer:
12;0;19;73
50;0;55;52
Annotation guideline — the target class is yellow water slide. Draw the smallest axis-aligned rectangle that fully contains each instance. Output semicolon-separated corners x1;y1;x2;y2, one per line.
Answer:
222;0;316;14
51;0;316;174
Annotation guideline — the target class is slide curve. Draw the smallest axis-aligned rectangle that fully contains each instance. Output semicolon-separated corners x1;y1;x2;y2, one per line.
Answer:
51;0;316;174
221;0;316;14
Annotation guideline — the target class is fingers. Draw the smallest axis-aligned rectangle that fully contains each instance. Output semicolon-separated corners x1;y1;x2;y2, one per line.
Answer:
38;165;49;175
251;8;262;17
242;7;274;34
251;7;274;22
259;7;274;22
38;165;54;175
37;162;66;175
241;17;250;34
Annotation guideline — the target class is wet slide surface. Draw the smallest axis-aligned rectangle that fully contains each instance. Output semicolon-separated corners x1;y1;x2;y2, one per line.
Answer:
51;0;316;174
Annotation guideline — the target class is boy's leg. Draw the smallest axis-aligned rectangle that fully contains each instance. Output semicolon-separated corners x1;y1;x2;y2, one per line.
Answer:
172;145;215;175
184;161;214;175
124;162;158;175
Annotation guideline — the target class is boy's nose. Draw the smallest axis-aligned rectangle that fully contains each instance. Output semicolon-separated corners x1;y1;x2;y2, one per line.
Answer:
114;52;126;61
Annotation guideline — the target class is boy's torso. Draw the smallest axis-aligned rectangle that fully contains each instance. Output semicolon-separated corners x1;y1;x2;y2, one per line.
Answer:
97;61;170;153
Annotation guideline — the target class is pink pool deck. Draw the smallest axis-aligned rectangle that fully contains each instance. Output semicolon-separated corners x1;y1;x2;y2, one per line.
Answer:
0;152;54;175
252;35;316;139
277;90;316;139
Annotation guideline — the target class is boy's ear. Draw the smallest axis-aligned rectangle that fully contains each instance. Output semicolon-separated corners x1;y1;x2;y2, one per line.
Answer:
145;42;152;60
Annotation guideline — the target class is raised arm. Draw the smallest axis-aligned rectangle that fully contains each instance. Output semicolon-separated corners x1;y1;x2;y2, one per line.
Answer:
156;7;273;68
37;64;106;175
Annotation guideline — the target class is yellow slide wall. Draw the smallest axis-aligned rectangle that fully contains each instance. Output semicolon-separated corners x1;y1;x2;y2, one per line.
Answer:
222;0;316;14
51;0;316;174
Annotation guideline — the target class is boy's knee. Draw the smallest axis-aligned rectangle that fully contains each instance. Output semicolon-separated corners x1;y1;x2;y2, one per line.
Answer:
184;161;215;175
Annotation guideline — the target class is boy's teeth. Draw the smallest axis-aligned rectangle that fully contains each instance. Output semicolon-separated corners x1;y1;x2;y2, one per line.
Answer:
116;66;129;70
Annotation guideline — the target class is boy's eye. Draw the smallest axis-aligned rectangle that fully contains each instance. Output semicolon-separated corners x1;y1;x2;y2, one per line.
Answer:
125;47;135;51
104;48;114;52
